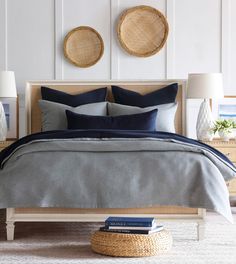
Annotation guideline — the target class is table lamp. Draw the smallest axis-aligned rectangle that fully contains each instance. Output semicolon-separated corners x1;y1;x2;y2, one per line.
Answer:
187;73;224;141
0;71;17;140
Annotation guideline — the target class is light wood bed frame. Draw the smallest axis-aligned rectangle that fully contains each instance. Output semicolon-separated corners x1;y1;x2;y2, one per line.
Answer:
6;80;206;240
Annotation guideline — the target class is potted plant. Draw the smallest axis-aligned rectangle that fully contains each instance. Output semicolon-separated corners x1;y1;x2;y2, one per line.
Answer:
212;119;236;141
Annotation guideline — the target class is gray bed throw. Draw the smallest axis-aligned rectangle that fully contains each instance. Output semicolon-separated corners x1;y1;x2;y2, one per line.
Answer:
0;138;235;223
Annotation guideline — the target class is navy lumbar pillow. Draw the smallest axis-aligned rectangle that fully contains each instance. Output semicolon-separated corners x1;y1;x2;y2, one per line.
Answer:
41;86;107;107
111;83;178;107
66;109;157;131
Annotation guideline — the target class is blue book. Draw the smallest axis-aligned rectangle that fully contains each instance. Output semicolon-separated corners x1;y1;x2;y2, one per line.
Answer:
105;217;155;227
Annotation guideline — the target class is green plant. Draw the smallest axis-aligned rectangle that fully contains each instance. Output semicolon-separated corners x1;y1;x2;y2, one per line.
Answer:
212;119;236;134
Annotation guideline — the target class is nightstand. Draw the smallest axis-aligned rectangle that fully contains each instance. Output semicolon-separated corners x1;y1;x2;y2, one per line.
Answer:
0;141;15;151
203;139;236;196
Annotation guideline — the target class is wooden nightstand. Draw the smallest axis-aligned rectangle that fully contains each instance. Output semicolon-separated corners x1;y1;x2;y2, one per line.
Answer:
0;141;15;151
203;139;236;196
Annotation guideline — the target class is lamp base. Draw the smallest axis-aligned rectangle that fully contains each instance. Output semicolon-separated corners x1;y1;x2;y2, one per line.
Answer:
0;101;7;141
196;99;214;141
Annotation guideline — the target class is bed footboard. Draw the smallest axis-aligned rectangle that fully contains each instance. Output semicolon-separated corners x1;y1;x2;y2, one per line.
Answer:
6;207;206;241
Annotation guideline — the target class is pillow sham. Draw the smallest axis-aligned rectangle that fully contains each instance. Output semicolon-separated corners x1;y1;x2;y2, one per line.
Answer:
41;86;107;107
66;109;157;131
111;83;178;107
108;102;177;133
38;100;107;131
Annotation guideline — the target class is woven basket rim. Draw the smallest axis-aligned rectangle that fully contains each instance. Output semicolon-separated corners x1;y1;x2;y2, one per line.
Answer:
91;229;172;257
117;5;169;57
93;229;169;238
63;26;104;68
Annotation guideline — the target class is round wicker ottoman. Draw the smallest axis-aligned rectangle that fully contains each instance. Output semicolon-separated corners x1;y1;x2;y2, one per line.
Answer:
91;229;172;257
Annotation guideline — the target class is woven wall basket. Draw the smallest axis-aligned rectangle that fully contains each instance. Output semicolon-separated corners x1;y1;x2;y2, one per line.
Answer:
64;26;104;68
117;5;169;57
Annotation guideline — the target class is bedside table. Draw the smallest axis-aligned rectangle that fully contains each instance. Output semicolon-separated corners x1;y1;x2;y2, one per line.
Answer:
0;141;15;151
203;139;236;196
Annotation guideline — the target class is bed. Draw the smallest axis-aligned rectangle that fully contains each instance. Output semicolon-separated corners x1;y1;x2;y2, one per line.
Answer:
1;80;235;241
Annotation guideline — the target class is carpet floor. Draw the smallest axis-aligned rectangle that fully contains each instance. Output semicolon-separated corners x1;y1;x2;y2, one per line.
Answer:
0;210;235;264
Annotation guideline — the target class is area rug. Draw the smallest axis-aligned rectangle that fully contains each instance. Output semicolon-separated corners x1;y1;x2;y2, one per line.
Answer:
0;210;235;264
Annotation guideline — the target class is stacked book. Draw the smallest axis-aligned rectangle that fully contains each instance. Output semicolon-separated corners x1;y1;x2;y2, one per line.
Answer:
100;217;163;235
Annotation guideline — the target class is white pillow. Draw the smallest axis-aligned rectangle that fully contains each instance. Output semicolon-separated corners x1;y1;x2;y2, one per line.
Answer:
108;102;177;133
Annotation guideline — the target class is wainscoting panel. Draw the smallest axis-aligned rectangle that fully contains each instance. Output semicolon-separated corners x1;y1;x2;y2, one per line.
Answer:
111;0;167;80
0;0;7;71
6;0;55;91
0;0;235;94
229;0;236;95
174;0;222;79
221;0;231;94
61;0;111;80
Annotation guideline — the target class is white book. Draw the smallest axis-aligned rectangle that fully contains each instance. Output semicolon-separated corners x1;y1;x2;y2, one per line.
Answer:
108;222;157;230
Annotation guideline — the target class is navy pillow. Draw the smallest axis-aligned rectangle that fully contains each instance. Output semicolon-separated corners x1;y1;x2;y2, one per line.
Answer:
66;109;157;131
112;83;178;107
41;86;107;107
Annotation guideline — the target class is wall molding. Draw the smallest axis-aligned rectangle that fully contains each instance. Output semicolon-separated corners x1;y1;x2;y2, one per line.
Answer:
0;0;233;93
166;0;175;79
221;0;231;93
54;0;64;79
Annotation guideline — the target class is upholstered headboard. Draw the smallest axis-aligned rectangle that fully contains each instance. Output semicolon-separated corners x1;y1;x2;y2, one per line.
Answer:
25;80;186;135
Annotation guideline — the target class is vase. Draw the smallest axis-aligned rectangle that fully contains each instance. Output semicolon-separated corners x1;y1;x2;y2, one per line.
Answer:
196;99;214;141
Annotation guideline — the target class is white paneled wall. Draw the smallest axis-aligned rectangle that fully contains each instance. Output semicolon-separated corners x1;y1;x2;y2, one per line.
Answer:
0;0;236;137
174;0;222;78
0;0;6;71
61;0;111;80
230;0;236;93
112;0;166;80
6;0;55;88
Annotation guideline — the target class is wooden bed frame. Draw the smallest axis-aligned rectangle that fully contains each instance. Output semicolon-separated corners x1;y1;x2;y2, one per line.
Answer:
6;80;206;240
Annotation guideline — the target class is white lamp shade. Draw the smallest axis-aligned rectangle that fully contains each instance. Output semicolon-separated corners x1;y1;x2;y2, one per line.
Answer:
187;73;224;99
0;71;17;97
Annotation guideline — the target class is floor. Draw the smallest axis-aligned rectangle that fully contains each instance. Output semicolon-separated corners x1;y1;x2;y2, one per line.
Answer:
0;209;236;264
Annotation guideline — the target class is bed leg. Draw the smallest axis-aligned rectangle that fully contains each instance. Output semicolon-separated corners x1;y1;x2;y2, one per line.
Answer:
6;221;15;241
197;222;205;241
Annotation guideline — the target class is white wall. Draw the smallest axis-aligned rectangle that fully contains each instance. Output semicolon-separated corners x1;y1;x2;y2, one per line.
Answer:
0;0;235;137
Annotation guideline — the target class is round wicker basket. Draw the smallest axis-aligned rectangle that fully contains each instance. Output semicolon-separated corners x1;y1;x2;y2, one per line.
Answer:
64;26;104;68
91;229;172;257
117;5;169;57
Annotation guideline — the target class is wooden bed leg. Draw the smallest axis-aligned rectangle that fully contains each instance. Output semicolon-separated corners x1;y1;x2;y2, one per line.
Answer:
6;221;15;241
6;208;15;241
197;222;205;241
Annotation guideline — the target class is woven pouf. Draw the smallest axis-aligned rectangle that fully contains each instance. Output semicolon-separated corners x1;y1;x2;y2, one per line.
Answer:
91;229;172;257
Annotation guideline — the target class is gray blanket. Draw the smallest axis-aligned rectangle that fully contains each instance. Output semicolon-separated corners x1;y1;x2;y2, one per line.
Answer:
0;138;235;222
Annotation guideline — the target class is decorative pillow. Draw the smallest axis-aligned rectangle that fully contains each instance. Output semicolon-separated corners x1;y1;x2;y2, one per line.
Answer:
41;86;107;107
66;109;158;131
38;100;107;131
111;83;178;107
108;102;177;133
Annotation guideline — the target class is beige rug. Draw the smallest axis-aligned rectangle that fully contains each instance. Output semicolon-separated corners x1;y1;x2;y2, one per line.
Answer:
0;210;235;264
